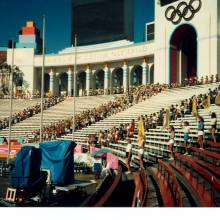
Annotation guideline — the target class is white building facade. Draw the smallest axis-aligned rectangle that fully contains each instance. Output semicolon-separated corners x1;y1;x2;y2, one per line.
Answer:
7;0;220;96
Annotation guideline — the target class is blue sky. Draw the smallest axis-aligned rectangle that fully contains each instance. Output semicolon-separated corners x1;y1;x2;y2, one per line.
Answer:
0;0;154;53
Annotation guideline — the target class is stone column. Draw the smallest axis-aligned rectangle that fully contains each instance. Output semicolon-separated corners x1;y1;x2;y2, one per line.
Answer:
142;58;148;85
148;63;153;84
49;69;55;95
104;64;109;95
86;66;91;96
123;61;128;93
0;73;3;91
67;67;73;96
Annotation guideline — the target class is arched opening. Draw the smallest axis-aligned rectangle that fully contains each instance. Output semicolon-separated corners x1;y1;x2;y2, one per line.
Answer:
59;72;68;96
112;68;123;89
77;71;86;96
95;69;104;89
170;24;197;83
44;73;50;93
150;65;154;84
130;65;143;86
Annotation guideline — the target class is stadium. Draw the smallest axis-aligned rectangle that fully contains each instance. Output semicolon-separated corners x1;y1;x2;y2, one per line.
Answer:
0;0;220;208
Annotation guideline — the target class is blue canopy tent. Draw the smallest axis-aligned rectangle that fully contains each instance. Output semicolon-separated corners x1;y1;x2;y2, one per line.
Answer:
10;146;47;189
40;140;76;186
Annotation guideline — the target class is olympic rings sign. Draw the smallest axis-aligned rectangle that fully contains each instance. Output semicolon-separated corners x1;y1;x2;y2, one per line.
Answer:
165;0;202;25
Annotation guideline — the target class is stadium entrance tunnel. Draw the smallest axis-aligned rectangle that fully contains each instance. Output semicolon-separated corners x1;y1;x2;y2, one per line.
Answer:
59;72;68;96
130;65;143;86
112;68;123;90
170;24;197;83
94;69;104;90
77;71;86;96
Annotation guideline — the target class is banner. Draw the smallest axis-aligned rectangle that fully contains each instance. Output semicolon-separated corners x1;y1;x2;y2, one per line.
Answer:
203;95;211;109
137;115;145;145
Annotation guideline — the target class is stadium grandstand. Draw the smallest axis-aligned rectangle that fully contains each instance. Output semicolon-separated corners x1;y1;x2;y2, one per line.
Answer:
0;0;220;208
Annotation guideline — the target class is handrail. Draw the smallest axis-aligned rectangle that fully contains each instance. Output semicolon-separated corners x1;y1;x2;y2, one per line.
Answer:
191;147;220;161
94;166;122;207
158;160;183;207
132;169;148;207
175;153;220;205
176;154;220;191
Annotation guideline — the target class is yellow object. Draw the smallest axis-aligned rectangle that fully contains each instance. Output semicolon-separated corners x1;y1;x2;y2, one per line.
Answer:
215;93;220;105
203;95;211;109
26;21;34;27
137;115;145;146
192;98;198;117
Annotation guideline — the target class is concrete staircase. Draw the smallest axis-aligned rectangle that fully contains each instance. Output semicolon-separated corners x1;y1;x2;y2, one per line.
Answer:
0;99;41;119
0;95;119;139
59;83;220;162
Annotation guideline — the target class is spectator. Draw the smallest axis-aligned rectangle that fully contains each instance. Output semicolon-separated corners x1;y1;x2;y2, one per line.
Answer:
210;112;217;143
125;138;133;172
138;134;145;169
197;116;205;149
168;125;175;160
181;121;190;155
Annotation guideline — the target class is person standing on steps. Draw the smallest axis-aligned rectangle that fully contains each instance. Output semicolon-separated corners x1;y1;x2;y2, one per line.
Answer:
210;112;217;143
197;116;205;149
138;135;145;169
181;121;190;155
125;138;132;172
168;125;175;160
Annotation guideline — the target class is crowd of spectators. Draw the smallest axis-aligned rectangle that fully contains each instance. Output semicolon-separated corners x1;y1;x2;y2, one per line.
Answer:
2;80;220;146
0;96;65;131
85;86;219;165
31;84;168;142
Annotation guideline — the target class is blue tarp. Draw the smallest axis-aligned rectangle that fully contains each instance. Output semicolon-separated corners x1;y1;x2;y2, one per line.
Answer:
10;146;46;189
40;140;76;186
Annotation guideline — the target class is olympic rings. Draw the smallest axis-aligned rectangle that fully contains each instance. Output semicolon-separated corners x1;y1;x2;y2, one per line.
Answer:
165;0;202;25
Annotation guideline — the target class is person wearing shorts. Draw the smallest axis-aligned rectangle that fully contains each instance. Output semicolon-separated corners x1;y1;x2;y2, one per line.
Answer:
211;112;217;143
125;139;132;172
182;121;190;155
138;135;145;169
168;125;175;160
197;116;205;149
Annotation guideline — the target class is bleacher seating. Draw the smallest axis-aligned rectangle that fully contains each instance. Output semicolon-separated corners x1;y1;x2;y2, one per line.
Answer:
60;83;220;163
1;83;220;207
170;153;220;207
0;99;40;119
0;95;119;140
150;160;182;207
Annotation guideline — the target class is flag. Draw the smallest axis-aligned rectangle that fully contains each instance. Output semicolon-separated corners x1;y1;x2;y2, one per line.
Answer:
192;98;198;117
137;115;145;145
163;109;170;129
215;93;220;105
203;95;211;109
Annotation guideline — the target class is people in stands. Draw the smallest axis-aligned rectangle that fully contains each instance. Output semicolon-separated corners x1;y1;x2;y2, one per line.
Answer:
129;119;135;137
138;135;145;169
0;96;64;131
125;138;133;172
197;116;205;149
168;125;175;160
210;112;217;143
181;121;190;155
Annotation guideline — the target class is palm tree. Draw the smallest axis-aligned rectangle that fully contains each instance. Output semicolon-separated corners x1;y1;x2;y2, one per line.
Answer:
0;62;24;96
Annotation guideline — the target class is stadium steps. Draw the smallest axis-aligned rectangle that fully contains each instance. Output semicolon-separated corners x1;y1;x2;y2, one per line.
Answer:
0;95;119;139
59;83;220;161
0;98;41;119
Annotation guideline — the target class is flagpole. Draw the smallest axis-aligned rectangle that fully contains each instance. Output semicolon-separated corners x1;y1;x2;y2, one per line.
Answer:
209;14;211;76
40;15;46;143
72;34;77;141
7;40;15;165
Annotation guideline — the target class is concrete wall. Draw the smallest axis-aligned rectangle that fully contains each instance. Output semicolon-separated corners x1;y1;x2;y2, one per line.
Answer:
7;48;35;94
154;0;218;83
